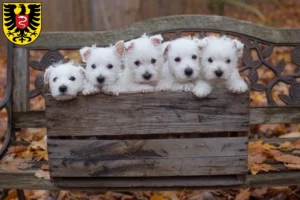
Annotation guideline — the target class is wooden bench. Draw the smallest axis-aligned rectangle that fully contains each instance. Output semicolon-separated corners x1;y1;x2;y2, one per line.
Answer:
1;15;300;194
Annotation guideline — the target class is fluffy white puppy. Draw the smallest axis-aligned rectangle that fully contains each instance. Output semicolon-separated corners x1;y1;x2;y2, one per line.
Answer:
117;34;164;93
193;36;248;98
157;37;201;92
80;41;125;95
44;61;86;101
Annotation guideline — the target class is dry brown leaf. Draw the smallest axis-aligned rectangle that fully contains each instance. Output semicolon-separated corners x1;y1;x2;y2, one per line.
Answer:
264;149;283;158
280;132;300;138
35;169;50;180
41;164;49;170
274;154;300;165
7;145;27;154
30;139;47;150
279;141;293;151
284;163;300;170
235;189;251;200
292;140;300;149
5;190;17;200
249;140;277;150
150;194;164;200
250;163;278;175
248;153;267;165
34;150;48;161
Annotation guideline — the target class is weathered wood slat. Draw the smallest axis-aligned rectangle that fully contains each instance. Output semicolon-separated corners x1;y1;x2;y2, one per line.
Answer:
19;15;300;49
45;90;249;136
12;107;300;128
13;48;29;112
50;156;247;177
48;137;248;159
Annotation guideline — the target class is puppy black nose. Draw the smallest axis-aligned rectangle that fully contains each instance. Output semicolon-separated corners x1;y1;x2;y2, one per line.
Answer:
97;76;105;84
59;85;67;93
215;69;223;77
143;72;152;80
184;68;193;77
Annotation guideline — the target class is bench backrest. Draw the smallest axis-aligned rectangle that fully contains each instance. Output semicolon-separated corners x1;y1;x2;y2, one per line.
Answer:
4;15;300;189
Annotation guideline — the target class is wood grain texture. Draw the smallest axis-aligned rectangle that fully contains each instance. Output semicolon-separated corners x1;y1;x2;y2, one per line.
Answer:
48;137;248;159
45;90;249;137
18;15;300;49
13;48;29;112
12;107;300;128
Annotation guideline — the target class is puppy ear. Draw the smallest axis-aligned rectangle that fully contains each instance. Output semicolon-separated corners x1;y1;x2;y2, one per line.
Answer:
232;39;244;57
114;40;125;58
78;66;86;79
197;38;208;51
44;66;54;84
125;42;134;52
79;47;92;63
163;42;170;56
150;34;163;46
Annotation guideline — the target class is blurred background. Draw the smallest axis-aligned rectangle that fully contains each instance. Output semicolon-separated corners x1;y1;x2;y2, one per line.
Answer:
1;0;300;199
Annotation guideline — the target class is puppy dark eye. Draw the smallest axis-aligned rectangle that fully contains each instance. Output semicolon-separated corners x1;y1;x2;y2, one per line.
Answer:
134;60;141;66
192;55;197;60
208;57;213;63
226;59;231;64
91;64;96;69
53;77;57;82
174;57;181;62
151;58;156;64
69;76;76;81
107;64;113;69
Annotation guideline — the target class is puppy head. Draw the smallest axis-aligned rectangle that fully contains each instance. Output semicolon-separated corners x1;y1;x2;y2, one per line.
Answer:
198;36;244;81
44;61;85;101
164;37;201;82
124;34;164;84
80;40;125;87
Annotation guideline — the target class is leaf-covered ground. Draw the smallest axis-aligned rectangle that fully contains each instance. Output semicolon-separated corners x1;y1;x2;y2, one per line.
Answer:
1;0;300;199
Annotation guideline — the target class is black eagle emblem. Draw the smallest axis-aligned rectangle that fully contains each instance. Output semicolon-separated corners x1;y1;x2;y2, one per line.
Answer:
3;4;41;43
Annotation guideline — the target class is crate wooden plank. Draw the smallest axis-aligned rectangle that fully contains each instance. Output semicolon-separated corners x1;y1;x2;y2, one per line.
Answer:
48;137;248;159
45;90;249;137
12;107;300;128
50;156;246;177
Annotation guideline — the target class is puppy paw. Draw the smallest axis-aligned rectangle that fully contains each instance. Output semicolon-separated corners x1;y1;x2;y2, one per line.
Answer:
227;80;248;93
193;84;212;98
183;83;194;92
82;86;100;95
141;85;154;93
156;84;171;91
103;86;120;96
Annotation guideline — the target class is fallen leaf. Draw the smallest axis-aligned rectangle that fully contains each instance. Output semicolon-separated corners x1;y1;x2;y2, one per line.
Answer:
235;189;251;200
151;194;164;200
35;169;50;180
7;145;27;154
41;164;49;170
280;132;300;138
30;139;47;150
248;153;267;165
285;163;300;170
292;140;300;149
249;140;277;150
34;150;48;161
279;141;293;151
5;190;17;200
274;154;300;165
250;163;278;175
264;149;283;157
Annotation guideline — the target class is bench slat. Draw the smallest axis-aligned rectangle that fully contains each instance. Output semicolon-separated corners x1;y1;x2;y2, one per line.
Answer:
13;48;29;112
45;91;249;137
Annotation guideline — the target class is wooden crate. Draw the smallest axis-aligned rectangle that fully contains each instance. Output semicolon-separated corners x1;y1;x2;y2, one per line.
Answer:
45;89;249;188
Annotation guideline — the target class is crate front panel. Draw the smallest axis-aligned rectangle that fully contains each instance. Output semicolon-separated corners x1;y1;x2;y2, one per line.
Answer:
45;91;249;137
48;137;248;177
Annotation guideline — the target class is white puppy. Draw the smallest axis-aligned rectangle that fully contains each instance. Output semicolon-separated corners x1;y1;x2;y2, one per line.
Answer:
193;36;248;98
44;61;86;101
157;37;201;92
80;41;125;95
117;34;164;93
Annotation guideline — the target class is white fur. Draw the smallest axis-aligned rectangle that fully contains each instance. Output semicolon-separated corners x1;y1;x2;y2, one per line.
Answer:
157;37;201;92
193;36;248;98
117;34;164;93
80;41;125;95
44;61;85;101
